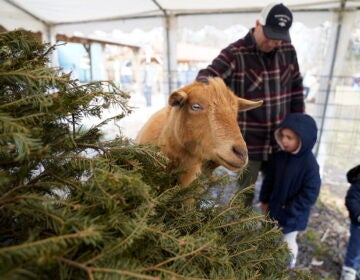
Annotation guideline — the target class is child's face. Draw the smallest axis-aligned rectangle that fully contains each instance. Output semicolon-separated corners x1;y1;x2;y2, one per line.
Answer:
279;128;300;153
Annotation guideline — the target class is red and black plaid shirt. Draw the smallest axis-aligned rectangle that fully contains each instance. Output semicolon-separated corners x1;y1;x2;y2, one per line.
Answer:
196;29;305;161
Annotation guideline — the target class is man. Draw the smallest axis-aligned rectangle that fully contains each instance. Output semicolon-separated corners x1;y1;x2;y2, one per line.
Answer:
196;2;305;201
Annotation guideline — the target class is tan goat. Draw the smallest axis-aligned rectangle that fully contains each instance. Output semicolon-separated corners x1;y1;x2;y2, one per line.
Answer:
136;77;262;187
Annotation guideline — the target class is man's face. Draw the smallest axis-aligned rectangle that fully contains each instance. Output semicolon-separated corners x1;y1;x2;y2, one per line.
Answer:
254;20;282;53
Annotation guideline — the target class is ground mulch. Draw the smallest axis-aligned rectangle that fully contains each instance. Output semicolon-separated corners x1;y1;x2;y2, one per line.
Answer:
296;186;350;280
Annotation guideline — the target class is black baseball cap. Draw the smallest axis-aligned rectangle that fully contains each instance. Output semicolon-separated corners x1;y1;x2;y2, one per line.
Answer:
259;2;293;42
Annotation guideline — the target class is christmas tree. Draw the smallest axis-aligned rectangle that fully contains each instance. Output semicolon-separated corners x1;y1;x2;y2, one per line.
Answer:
0;30;310;279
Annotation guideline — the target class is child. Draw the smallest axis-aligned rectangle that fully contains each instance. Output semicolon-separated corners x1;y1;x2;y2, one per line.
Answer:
340;164;360;280
259;113;321;268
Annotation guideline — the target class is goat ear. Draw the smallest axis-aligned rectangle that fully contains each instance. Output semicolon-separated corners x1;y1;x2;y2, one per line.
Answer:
238;98;263;112
169;90;188;107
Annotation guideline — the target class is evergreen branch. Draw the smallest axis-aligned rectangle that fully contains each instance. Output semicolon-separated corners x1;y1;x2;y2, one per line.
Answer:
85;113;127;134
243;271;261;280
145;267;235;280
0;115;30;133
91;267;160;280
148;241;213;269
88;80;131;107
50;173;108;201
2;195;78;208
248;257;274;263
274;243;289;252
142;150;167;168
84;203;154;265
57;256;88;271
0;184;28;200
41;43;62;59
174;219;202;231
0;71;64;82
0;228;99;255
229;245;257;258
113;145;167;169
0;93;52;109
145;226;179;243
67;80;118;91
155;185;179;200
0;132;42;160
202;190;259;231
0;132;32;144
48;154;100;163
231;227;280;247
91;169;119;198
59;84;130;114
228;185;254;207
210;204;244;223
36;207;65;225
10;180;70;194
213;215;264;229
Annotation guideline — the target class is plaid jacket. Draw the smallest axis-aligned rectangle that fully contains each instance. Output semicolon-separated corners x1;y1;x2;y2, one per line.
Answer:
196;29;305;161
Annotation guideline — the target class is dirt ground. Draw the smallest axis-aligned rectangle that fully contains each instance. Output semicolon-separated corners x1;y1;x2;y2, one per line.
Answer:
296;185;350;280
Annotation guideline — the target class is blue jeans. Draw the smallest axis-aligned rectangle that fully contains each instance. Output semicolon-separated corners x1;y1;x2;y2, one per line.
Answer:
344;223;360;270
144;85;152;107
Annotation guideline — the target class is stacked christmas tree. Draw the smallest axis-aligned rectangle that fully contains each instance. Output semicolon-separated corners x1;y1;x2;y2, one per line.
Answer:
0;30;310;279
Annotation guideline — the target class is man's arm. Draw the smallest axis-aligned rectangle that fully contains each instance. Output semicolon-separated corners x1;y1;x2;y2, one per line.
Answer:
196;46;235;83
290;50;305;113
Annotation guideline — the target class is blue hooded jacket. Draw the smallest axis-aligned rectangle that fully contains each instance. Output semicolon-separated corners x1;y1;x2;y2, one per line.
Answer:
259;113;321;234
345;164;360;225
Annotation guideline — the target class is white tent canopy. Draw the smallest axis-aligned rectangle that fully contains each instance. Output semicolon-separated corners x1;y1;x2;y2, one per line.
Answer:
2;0;360;29
2;0;359;36
2;0;359;92
1;0;359;92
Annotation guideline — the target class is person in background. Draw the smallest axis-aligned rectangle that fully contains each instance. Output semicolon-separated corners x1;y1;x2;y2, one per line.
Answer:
340;165;360;280
120;61;133;90
196;2;305;203
142;57;160;107
259;113;321;268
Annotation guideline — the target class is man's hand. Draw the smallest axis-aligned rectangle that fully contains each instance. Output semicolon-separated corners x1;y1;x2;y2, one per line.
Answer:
260;202;269;215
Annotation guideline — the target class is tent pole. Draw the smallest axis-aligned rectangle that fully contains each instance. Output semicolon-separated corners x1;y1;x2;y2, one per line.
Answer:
152;0;175;93
315;0;346;157
165;15;172;93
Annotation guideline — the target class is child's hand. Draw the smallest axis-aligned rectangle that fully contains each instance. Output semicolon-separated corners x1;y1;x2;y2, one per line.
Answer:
260;202;269;215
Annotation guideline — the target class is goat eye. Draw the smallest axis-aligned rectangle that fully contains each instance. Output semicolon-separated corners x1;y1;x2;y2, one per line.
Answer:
191;104;202;111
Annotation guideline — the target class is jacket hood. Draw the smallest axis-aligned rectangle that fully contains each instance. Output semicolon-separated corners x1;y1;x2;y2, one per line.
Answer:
275;113;318;155
347;164;360;184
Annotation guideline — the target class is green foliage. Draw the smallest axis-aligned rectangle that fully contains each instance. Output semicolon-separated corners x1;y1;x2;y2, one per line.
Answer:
0;30;309;279
301;229;329;260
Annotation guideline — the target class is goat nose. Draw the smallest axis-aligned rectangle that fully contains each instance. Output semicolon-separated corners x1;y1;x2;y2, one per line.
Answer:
232;145;248;159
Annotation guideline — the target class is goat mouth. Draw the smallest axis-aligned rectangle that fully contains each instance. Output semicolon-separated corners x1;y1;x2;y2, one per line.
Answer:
216;154;244;169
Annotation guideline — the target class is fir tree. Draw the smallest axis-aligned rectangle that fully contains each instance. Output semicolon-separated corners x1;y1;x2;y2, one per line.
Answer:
0;30;311;279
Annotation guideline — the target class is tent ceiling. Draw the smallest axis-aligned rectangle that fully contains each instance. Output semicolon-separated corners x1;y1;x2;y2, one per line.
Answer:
3;0;360;27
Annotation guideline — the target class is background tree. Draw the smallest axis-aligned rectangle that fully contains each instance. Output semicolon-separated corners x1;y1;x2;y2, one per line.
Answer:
0;30;309;279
